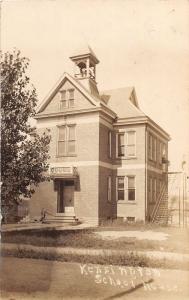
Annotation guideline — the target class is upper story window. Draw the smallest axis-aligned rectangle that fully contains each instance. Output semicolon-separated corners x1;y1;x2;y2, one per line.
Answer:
126;131;136;157
117;131;136;158
117;133;125;157
162;143;166;158
67;125;76;154
158;141;167;164
108;131;112;158
149;134;153;160
60;90;67;109
152;137;157;161
148;133;157;162
68;89;75;107
60;89;75;109
57;125;76;156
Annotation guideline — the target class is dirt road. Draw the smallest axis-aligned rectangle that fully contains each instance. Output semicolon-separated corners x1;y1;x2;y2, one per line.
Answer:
1;257;189;299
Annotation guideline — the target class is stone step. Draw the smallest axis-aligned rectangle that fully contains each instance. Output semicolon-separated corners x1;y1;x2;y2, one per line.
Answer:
44;214;79;224
43;219;79;224
46;215;77;219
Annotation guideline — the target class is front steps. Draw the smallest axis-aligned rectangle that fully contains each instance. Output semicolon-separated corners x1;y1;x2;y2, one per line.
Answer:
44;213;80;224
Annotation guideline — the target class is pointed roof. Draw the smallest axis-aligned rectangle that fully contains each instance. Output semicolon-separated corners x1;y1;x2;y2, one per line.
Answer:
36;72;101;114
70;45;99;64
101;87;146;119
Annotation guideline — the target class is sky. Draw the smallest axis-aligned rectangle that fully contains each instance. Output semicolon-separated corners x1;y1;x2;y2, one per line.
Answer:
1;0;189;175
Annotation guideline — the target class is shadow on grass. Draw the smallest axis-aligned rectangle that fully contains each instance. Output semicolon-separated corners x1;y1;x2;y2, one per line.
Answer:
103;279;154;300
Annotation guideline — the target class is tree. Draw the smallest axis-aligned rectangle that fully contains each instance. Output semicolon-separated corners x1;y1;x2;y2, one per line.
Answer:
1;49;51;223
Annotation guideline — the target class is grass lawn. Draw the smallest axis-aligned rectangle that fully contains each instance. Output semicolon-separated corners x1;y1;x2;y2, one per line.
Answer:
2;224;189;254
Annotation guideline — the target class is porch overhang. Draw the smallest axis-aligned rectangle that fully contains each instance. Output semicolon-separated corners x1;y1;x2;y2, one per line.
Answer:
49;166;78;179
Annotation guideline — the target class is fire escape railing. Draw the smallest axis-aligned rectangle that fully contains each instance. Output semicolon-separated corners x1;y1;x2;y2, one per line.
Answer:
151;183;167;223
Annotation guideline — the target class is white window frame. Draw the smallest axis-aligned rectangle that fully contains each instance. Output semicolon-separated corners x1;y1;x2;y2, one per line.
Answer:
67;125;76;155
68;89;75;108
159;141;162;164
57;125;66;156
107;176;112;202
57;124;76;157
149;177;153;203
60;90;67;109
116;176;136;202
162;143;166;158
127;176;136;202
60;89;75;109
149;134;153;160
125;131;136;158
116;176;125;201
152;137;157;162
116;132;125;158
152;178;157;203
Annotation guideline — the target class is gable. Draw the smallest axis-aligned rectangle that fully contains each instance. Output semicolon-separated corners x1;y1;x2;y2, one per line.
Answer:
37;73;100;115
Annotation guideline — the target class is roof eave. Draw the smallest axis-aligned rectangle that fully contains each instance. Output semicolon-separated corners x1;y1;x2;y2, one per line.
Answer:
114;116;171;141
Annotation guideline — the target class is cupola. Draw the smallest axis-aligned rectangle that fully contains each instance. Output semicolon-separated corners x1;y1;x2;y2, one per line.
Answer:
69;46;100;97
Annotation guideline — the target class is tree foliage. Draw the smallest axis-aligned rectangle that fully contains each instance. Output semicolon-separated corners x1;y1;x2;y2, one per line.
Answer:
1;50;51;219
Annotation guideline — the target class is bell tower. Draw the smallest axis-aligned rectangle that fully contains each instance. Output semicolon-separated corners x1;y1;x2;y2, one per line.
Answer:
70;46;100;97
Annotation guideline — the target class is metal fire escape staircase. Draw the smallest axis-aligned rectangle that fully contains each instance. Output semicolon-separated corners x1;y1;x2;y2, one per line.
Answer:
151;173;178;224
151;182;168;224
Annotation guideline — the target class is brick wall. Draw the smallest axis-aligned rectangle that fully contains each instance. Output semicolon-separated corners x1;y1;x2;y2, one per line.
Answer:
115;168;146;221
75;165;99;223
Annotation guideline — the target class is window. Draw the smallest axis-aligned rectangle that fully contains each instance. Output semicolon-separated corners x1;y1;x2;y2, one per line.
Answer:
149;177;153;202
152;178;157;202
57;125;76;156
159;141;162;164
60;89;75;109
67;126;76;154
127;176;135;201
107;176;112;202
126;131;136;157
117;176;136;202
58;126;66;156
159;179;162;194
127;216;135;222
60;90;67;109
117;133;125;157
117;176;125;200
149;134;153;160
152;138;157;161
162;143;166;159
108;131;112;158
68;89;74;107
149;134;157;161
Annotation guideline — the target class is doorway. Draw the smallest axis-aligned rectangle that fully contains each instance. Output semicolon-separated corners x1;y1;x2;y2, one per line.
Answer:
57;180;75;214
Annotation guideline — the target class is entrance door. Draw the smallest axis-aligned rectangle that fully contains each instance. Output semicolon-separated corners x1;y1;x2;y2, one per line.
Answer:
57;180;74;214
